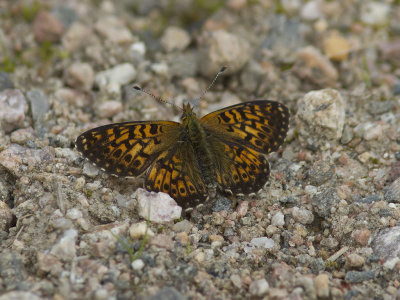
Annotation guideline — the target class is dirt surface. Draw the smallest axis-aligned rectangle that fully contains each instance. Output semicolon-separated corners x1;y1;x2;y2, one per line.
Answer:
1;0;400;299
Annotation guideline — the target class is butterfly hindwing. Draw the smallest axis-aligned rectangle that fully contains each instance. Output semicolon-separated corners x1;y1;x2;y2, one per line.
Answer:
200;100;289;155
76;121;181;177
208;137;270;195
145;142;208;208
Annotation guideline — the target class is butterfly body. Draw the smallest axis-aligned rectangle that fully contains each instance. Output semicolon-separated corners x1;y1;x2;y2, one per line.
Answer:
76;100;289;209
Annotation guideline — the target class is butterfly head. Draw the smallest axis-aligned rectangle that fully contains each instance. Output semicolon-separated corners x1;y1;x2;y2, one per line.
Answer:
181;102;197;123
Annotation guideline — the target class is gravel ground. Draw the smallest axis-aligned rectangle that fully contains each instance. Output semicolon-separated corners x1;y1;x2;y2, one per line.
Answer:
1;0;400;299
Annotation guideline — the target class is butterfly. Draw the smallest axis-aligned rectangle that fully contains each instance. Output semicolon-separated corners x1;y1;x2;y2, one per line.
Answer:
76;98;289;209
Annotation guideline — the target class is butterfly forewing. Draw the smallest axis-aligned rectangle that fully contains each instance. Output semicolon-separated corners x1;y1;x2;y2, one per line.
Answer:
76;121;181;177
200;100;289;154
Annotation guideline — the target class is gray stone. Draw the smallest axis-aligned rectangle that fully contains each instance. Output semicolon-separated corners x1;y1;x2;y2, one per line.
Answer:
172;220;193;233
144;287;186;300
294;47;338;87
161;26;191;52
167;52;199;78
358;194;382;204
94;16;133;44
95;63;136;94
296;89;345;146
65;62;94;91
250;237;275;249
340;125;353;144
291;207;314;224
309;160;336;186
26;90;50;136
0;251;28;290
312;188;340;218
26;90;49;118
0;200;13;232
259;16;306;63
198;30;250;77
240;60;267;93
249;278;269;296
136;188;181;223
384;177;400;203
0;89;27;133
0;72;14;91
50;229;78;261
212;194;231;212
345;270;375;283
0;291;41;300
372;226;400;262
51;5;77;28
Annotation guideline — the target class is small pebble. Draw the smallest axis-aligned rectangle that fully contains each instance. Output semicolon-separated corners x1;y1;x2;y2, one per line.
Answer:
33;10;65;43
95;63;136;94
172;220;193;233
94;16;133;44
361;2;390;26
10;127;35;145
199;30;250;77
160;26;191;52
271;211;285;226
309;160;336;186
136;189;181;223
49;229;78;261
351;229;371;246
295;47;338;87
97;100;122;119
372;226;400;262
0;89;27;133
62;22;92;51
129;221;155;239
0;201;13;231
131;259;145;271
346;253;365;269
65;63;94;91
323;31;351;62
312;188;341;218
296;89;345;146
314;274;329;299
82;162;99;178
175;232;189;245
236;201;248;217
384;177;400;203
0;71;14;91
250;237;275;249
345;270;375;283
249;278;269;296
291;207;314;225
150;234;174;250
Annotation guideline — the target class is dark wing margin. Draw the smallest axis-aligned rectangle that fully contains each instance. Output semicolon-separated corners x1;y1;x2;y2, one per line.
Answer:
75;121;181;177
200;100;289;154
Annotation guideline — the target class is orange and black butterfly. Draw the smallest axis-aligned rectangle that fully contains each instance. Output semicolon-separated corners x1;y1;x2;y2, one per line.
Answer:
76;70;289;209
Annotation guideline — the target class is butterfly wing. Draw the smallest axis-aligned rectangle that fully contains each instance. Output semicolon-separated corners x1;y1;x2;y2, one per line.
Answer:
76;121;182;177
145;141;208;209
200;100;289;194
200;100;289;154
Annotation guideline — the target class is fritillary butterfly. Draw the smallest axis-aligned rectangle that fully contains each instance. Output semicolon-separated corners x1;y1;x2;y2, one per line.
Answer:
76;75;289;209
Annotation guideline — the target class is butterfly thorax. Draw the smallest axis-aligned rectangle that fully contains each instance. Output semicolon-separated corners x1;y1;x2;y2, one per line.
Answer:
181;104;217;195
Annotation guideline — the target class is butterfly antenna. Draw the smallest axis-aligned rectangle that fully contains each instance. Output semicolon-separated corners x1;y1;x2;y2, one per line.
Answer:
198;66;228;101
133;86;181;111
